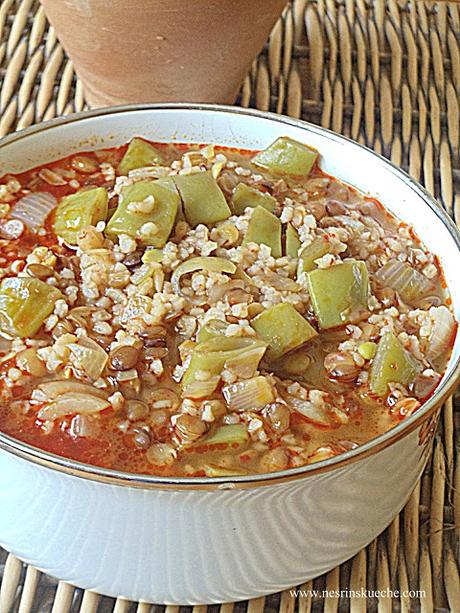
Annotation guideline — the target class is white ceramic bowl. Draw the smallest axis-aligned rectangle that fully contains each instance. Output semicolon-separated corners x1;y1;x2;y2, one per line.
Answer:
0;105;459;605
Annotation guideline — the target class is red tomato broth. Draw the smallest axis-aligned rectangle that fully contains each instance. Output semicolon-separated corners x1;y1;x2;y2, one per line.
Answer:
0;137;455;477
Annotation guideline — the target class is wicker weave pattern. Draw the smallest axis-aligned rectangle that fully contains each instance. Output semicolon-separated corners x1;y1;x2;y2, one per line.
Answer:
0;0;459;611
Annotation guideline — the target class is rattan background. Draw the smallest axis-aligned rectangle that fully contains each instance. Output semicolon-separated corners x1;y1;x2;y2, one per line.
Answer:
0;0;459;611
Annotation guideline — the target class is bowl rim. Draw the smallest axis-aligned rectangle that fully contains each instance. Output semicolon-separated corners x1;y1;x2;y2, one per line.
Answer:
1;102;459;491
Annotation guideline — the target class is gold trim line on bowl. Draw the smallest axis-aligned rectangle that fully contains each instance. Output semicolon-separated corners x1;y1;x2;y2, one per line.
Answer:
1;102;459;490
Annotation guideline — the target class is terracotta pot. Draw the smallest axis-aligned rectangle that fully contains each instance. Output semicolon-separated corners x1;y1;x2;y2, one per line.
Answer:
39;0;287;108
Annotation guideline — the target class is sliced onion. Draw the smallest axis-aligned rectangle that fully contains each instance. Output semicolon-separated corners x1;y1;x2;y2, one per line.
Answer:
38;380;108;400
374;260;434;304
11;192;57;230
171;256;236;295
207;279;245;303
285;395;332;426
427;306;456;361
182;375;220;399
359;200;398;233
234;266;254;286
413;371;441;399
262;272;299;291
223;376;274;412
67;306;96;327
224;344;268;379
305;445;337;464
37;392;110;421
68;337;108;380
69;414;100;438
327;405;350;425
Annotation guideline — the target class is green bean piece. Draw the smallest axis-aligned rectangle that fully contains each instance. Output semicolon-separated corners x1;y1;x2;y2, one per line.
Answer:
0;277;62;338
173;171;231;226
118;137;164;175
204;424;249;446
231;183;276;215
253;303;318;360
307;260;370;329
53;187;108;245
105;179;180;247
243;206;282;257
142;248;164;264
285;223;301;257
252;136;319;177
370;332;420;397
183;337;267;385
196;319;228;343
358;341;377;360
297;236;331;277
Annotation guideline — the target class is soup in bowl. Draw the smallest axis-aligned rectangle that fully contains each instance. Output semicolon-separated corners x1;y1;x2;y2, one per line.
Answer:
0;105;459;604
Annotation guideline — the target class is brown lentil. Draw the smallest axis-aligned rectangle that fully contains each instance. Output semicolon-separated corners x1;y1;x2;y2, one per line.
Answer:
175;414;208;442
71;155;99;174
146;442;176;466
25;263;54;280
324;352;360;383
110;346;140;371
126;399;150;421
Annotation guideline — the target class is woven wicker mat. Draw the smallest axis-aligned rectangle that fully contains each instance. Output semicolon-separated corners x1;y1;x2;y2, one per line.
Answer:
0;0;459;611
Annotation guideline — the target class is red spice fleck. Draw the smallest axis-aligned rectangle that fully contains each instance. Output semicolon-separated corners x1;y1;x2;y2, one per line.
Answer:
12;386;25;398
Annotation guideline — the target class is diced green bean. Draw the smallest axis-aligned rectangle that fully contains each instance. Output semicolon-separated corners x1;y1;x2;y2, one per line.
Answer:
105;179;180;247
252;137;319;177
243;206;282;257
231;183;276;215
196;319;228;343
183;337;267;385
307;260;369;329
204;424;249;446
253;302;318;360
285;223;301;257
53;187;108;245
173;171;231;226
0;277;62;338
358;341;377;360
297;236;331;277
142;248;164;264
118;138;163;175
370;332;420;397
